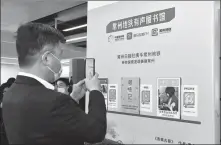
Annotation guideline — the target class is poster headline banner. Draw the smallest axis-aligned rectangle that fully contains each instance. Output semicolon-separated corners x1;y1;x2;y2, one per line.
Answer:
106;7;175;33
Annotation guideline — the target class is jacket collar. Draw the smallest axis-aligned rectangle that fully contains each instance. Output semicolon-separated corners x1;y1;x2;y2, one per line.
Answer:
16;72;54;90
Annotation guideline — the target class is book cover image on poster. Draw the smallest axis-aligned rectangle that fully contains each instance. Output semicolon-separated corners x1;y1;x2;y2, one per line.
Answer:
121;77;140;114
157;78;181;119
99;78;108;110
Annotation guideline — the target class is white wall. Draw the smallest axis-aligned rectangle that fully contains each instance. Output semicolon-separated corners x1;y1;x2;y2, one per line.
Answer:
88;1;118;11
1;64;19;84
60;65;69;78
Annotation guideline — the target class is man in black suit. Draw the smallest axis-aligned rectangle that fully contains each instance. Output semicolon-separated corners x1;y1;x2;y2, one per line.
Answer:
2;23;107;145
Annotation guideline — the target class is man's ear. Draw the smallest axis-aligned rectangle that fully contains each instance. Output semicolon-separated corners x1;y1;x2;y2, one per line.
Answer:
41;51;51;65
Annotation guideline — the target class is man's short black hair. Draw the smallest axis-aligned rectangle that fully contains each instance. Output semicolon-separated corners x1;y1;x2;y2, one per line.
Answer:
16;22;66;67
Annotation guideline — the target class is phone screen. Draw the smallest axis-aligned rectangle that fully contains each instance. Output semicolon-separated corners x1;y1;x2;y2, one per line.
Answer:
85;58;95;79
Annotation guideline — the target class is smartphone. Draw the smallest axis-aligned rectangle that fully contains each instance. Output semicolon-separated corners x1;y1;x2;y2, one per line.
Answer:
71;59;85;84
85;58;95;78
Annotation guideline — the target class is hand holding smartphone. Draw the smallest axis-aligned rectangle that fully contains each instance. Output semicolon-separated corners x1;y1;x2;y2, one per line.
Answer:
85;58;101;91
85;58;95;79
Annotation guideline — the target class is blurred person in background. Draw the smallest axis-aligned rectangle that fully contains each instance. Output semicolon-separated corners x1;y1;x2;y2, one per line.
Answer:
2;23;106;145
1;77;15;145
55;78;72;95
6;78;16;87
0;83;7;108
0;78;15;108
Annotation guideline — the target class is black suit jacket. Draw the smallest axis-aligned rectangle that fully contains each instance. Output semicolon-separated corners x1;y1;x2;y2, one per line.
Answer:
2;75;107;145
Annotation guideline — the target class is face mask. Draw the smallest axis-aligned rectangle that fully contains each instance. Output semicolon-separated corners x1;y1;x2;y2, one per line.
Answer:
57;88;66;94
42;52;63;81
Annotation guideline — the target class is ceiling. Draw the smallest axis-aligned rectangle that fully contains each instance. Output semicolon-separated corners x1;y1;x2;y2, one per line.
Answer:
1;0;87;64
31;5;87;47
1;0;85;32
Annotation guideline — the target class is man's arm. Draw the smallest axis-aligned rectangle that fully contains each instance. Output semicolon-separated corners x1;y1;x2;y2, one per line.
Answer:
51;90;107;143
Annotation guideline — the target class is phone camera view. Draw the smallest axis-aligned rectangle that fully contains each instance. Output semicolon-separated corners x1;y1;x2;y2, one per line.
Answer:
86;59;94;78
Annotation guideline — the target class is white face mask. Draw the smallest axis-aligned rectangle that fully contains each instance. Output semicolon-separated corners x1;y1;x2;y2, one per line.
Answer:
57;88;66;94
42;52;63;82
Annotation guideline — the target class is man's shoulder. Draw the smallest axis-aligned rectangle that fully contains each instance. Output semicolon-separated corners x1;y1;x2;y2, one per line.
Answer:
4;84;70;103
37;88;72;102
25;84;65;99
45;89;77;106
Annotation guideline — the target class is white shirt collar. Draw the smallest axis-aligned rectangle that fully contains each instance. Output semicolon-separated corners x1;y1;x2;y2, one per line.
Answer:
18;72;54;90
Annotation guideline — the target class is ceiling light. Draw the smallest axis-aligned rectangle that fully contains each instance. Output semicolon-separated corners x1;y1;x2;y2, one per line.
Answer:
1;57;17;60
66;36;87;43
1;41;15;44
63;24;87;32
61;60;70;64
1;62;18;65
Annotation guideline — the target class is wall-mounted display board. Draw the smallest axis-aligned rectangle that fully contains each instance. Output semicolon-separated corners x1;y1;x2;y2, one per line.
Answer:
87;1;220;144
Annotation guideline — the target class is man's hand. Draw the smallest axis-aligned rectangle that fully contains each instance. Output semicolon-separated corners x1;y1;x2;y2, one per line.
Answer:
85;73;101;92
70;80;86;103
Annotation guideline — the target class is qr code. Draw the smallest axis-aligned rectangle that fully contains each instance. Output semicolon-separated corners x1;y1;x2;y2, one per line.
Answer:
151;28;158;36
109;89;116;102
141;91;150;104
127;32;133;40
183;92;195;108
